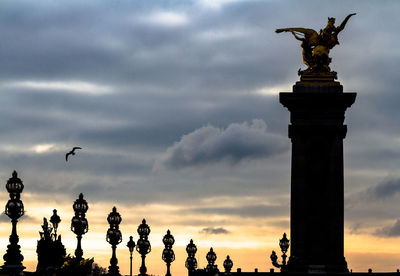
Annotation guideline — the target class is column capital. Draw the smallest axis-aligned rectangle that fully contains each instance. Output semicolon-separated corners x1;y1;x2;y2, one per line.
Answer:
280;92;356;113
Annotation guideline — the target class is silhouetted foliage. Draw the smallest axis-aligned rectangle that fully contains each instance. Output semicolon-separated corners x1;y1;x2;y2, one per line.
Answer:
91;263;107;275
57;255;93;276
36;218;66;275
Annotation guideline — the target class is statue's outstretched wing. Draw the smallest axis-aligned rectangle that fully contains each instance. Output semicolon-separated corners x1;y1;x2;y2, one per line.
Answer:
276;28;319;45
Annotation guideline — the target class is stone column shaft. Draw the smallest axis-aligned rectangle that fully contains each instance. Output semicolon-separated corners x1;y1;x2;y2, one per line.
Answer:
280;84;356;273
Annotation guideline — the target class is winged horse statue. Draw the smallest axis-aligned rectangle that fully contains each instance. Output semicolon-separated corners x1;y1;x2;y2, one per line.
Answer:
276;13;356;74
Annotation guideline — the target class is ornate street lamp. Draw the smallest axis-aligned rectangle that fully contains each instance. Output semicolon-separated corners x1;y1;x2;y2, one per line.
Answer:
106;207;122;276
223;255;233;274
70;193;89;261
126;236;135;276
206;247;219;274
279;232;289;260
185;239;198;276
136;219;151;276
271;232;290;272
2;171;25;275
50;209;61;240
162;230;175;276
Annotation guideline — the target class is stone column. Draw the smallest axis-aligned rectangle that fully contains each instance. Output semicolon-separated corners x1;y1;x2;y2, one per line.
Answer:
280;75;356;273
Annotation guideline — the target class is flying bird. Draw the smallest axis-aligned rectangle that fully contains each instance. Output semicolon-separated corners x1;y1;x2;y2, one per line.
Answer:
66;147;82;161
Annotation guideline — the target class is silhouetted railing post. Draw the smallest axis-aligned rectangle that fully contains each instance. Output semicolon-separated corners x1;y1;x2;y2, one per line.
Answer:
2;171;25;276
71;193;89;261
106;207;122;276
136;219;151;276
185;239;197;276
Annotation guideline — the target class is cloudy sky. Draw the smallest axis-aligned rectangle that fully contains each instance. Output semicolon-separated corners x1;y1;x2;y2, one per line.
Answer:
0;0;399;274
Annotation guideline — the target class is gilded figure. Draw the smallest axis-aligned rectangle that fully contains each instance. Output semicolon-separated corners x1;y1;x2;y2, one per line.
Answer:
276;13;356;75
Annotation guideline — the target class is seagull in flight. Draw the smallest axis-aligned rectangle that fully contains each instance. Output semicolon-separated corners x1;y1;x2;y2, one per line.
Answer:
66;147;82;161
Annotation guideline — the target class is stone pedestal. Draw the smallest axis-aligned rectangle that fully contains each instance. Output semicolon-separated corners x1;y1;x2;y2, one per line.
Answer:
280;78;356;273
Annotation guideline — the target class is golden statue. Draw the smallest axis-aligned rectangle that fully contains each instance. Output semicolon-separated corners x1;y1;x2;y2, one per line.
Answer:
276;13;356;80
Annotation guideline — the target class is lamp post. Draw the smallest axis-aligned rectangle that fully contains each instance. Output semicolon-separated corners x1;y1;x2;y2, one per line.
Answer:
271;233;290;272
126;236;135;276
50;209;61;240
70;193;88;261
206;248;218;274
223;256;233;274
2;171;25;275
185;239;197;276
162;230;175;276
136;219;151;276
106;207;122;276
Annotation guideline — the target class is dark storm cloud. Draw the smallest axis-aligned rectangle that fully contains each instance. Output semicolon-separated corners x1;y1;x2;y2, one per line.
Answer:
344;178;400;235
0;0;345;159
156;119;288;169
0;0;313;93
375;219;400;237
0;86;282;150
346;178;400;205
367;179;400;199
0;0;389;93
200;227;230;235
